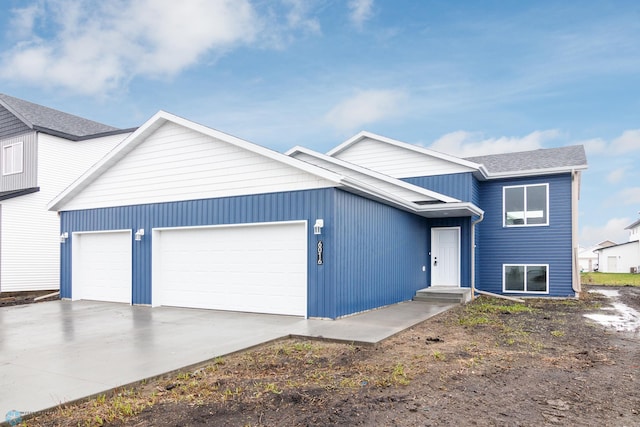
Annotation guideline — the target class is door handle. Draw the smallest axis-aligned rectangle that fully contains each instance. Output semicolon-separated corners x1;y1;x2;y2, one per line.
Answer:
434;257;438;266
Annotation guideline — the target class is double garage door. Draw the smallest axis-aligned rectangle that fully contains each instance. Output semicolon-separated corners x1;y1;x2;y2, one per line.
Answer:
72;222;307;316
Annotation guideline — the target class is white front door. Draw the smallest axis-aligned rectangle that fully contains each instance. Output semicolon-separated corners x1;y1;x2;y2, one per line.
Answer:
431;227;460;287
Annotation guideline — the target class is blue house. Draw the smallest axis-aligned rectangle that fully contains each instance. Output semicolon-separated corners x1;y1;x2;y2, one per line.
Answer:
49;112;587;319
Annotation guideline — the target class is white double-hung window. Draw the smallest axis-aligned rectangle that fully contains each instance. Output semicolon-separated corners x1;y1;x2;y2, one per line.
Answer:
3;142;23;175
503;264;548;293
503;183;548;226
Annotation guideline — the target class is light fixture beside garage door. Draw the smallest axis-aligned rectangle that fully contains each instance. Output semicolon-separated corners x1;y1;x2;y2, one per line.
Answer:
134;228;145;241
313;219;324;235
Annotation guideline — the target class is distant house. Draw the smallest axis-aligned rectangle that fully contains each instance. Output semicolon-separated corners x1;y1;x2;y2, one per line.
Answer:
579;240;617;272
0;94;134;292
48;113;587;319
579;246;600;272
595;220;640;273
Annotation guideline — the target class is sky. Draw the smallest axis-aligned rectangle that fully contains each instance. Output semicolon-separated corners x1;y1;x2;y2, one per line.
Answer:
0;0;639;246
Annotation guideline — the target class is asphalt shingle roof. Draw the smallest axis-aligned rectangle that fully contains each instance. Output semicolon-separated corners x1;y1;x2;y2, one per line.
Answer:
465;145;587;174
0;93;128;140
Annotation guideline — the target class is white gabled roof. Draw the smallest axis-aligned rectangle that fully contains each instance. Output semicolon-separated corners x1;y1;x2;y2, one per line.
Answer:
48;112;481;218
287;146;460;203
48;111;345;211
329;131;587;181
287;146;483;218
327;131;486;174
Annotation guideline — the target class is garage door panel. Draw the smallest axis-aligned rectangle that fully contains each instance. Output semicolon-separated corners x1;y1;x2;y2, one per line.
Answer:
72;231;132;304
154;222;307;316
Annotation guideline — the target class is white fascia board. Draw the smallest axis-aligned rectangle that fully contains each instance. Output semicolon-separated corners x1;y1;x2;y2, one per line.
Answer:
484;164;588;180
48;111;344;211
416;202;484;217
326;131;484;172
287;146;460;203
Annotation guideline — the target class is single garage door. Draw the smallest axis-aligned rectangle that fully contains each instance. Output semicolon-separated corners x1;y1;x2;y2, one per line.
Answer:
71;230;132;303
153;221;307;316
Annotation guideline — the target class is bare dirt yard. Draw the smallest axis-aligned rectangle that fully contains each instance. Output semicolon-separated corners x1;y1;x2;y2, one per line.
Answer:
25;285;640;426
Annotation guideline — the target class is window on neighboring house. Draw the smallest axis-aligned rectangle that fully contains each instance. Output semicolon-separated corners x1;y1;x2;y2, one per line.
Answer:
3;142;23;175
503;183;548;226
503;264;548;293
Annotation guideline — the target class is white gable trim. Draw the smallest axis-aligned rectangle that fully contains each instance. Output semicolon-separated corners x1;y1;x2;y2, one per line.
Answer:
48;111;345;211
327;131;485;173
484;164;588;179
286;146;460;203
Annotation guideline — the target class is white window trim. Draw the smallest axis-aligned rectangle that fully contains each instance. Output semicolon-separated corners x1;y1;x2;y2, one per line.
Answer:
502;264;549;294
3;141;24;176
503;183;549;227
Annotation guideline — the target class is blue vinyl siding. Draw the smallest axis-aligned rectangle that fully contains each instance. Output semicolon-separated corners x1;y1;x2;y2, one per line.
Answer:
332;190;428;318
403;172;476;202
60;187;434;319
60;188;336;317
476;173;574;296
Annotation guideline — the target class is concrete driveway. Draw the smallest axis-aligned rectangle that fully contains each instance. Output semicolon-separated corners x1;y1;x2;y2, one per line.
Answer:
1;299;453;418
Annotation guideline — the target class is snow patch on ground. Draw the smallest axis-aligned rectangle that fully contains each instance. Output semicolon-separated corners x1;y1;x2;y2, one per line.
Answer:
585;289;640;332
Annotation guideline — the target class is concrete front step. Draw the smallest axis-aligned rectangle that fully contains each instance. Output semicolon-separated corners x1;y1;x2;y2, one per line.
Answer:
413;287;472;304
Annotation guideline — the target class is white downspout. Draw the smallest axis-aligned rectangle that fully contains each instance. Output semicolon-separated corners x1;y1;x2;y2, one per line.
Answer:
571;169;581;294
471;213;484;300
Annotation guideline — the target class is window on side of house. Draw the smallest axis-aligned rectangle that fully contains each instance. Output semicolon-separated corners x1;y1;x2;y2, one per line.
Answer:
3;142;24;175
503;183;548;226
503;264;548;293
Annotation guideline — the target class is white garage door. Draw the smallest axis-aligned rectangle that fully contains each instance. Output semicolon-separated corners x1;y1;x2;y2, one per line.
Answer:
72;230;132;303
153;221;307;316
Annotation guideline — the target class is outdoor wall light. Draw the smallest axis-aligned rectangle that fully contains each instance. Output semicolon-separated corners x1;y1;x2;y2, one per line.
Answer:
313;219;324;235
59;232;68;243
135;228;145;241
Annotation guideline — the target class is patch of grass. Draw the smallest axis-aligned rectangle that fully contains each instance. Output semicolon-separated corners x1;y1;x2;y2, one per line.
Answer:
392;363;410;385
581;272;640;286
432;351;446;361
458;297;535;327
550;330;565;337
470;301;534;314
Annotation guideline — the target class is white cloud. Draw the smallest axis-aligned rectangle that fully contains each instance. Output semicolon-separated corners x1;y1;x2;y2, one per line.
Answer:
581;137;607;155
282;0;321;34
7;3;44;39
611;130;640;154
348;0;374;29
579;129;640;156
0;0;259;95
618;187;640;205
325;89;407;133
428;129;560;157
606;167;627;184
580;217;631;247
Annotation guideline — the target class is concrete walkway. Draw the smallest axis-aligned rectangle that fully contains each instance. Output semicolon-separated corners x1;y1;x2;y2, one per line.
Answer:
0;299;454;418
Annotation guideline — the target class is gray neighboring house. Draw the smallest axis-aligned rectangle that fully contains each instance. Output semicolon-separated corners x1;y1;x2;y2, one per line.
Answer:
0;94;134;292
